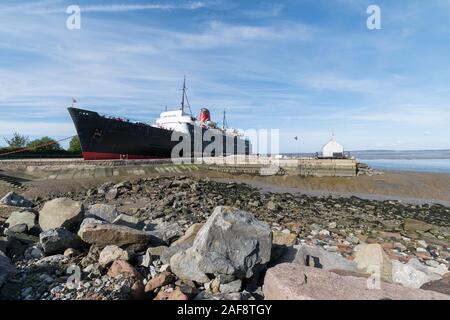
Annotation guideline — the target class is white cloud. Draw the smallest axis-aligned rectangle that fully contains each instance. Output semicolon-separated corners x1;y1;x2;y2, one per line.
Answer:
0;121;75;136
0;1;211;15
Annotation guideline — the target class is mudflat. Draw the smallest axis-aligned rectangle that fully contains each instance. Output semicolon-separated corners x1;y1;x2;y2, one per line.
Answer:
215;171;450;205
1;169;449;206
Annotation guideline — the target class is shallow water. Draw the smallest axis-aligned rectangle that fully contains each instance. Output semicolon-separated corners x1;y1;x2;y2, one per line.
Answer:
360;159;450;174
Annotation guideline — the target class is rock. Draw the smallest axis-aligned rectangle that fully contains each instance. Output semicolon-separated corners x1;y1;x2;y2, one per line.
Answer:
172;206;272;281
39;227;84;255
160;264;171;273
112;214;144;229
105;188;118;201
64;248;80;257
78;223;154;247
272;230;297;246
293;244;358;272
417;240;428;248
24;245;44;259
86;204;120;223
408;258;446;278
7;223;28;234
6;211;39;234
39;198;84;232
154;287;189;300
392;259;441;288
99;245;129;267
404;218;433;234
194;291;253;300
171;223;204;246
4;227;39;244
267;201;278;211
263;263;450;300
144;271;175;292
107;260;141;279
170;248;209;283
0;251;15;288
147;221;183;244
0;237;8;253
354;243;392;282
36;254;68;267
421;275;450;295
130;280;146;300
138;248;153;268
161;242;191;265
220;279;242;294
146;246;169;258
0;192;33;208
79;217;107;230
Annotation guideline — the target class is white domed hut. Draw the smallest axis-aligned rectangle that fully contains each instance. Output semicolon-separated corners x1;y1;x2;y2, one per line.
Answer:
322;135;344;158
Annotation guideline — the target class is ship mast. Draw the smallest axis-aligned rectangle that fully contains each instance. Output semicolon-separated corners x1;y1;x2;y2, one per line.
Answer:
181;76;186;112
222;108;228;130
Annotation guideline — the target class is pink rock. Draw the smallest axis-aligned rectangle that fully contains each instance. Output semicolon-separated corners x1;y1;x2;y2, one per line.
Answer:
107;260;141;279
263;263;450;300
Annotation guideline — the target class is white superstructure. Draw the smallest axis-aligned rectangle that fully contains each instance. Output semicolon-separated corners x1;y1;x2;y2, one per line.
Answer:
155;110;193;134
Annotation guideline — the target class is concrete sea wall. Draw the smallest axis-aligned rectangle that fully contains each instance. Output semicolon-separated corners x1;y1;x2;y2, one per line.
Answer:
0;157;357;180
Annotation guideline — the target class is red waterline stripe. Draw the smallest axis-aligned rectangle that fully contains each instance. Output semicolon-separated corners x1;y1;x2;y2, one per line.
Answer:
82;152;169;161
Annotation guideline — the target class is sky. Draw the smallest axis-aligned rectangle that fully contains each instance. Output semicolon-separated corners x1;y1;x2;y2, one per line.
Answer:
0;0;450;152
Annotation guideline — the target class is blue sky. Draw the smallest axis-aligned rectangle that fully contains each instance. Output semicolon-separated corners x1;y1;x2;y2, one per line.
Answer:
1;0;450;152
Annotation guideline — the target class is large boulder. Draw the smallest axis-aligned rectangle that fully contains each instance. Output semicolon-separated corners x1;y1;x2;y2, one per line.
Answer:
86;204;120;223
392;259;442;288
161;223;204;265
170;248;210;283
170;206;272;282
161;242;191;265
354;243;392;282
0;251;15;288
263;263;450;300
6;211;39;235
171;223;204;246
39;198;84;232
0;192;33;208
78;223;154;247
39;227;84;255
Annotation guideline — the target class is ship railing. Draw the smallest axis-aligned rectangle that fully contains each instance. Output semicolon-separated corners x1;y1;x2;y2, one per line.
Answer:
97;112;149;125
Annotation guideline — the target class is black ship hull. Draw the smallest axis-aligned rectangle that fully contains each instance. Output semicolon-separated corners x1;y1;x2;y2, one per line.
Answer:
68;107;250;160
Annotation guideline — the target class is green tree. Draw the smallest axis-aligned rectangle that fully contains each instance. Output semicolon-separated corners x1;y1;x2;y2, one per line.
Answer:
4;132;29;148
68;136;82;153
27;137;62;152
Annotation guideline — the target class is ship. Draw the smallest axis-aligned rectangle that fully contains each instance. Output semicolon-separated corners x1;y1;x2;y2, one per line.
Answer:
68;78;251;160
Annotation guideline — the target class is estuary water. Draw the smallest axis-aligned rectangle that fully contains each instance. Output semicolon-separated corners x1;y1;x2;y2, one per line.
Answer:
360;158;450;173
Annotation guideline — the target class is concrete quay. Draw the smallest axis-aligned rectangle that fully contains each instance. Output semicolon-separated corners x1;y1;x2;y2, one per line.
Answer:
0;156;358;180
